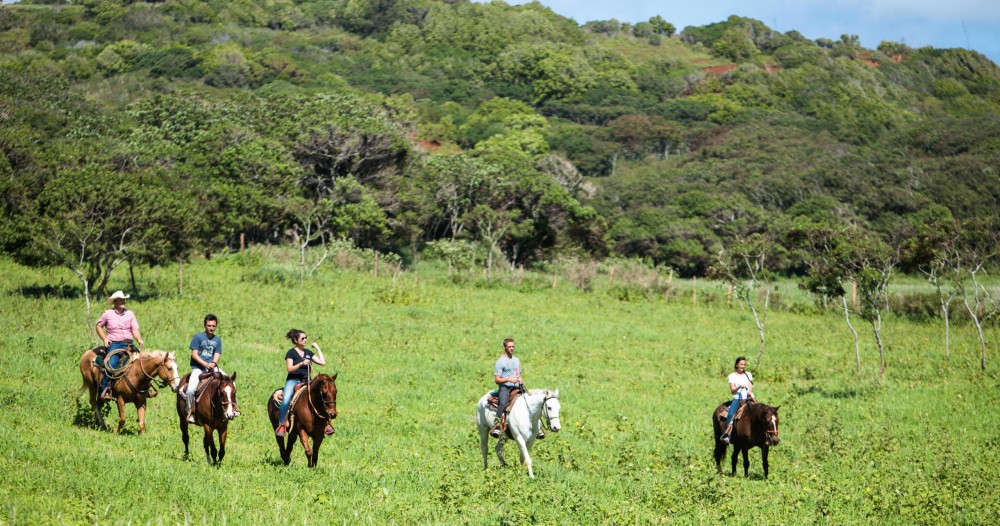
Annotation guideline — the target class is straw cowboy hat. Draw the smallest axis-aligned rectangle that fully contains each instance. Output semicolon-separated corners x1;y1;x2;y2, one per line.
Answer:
107;290;130;304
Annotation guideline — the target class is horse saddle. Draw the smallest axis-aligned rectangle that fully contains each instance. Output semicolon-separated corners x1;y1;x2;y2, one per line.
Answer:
270;383;308;407
179;371;221;403
487;387;523;414
722;399;749;422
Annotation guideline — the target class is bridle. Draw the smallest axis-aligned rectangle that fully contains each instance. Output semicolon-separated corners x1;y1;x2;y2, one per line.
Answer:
307;376;337;421
764;412;780;445
540;394;560;431
128;354;179;398
210;378;239;417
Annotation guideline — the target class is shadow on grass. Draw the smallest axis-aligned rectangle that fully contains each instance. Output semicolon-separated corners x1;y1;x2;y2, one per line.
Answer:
17;284;81;299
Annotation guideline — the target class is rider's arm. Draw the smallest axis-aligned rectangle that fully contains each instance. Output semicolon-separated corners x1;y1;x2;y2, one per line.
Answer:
309;343;326;366
96;323;109;347
190;348;214;369
729;381;742;395
131;324;144;349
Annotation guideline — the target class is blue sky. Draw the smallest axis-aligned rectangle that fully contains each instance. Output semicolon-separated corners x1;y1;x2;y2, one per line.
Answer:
499;0;1000;65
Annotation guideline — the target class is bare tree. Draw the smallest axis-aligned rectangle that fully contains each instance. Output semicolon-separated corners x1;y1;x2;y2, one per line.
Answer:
712;233;773;363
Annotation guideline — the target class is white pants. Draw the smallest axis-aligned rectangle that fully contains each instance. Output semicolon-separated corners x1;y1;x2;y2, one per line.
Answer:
186;366;225;411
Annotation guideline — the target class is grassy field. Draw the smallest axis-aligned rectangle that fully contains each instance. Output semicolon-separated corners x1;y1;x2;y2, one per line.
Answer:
0;251;997;525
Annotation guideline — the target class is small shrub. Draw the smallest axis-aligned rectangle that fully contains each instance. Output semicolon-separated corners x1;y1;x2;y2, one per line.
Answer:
243;266;295;286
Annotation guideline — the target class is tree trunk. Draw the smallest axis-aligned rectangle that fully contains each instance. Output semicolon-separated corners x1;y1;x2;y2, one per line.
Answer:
842;295;860;372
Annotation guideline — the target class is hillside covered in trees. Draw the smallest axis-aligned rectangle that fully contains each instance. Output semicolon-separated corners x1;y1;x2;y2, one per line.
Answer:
2;0;999;288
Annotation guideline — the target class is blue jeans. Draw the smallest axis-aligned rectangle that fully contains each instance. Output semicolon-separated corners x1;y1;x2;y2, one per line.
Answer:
723;395;745;434
100;341;130;392
277;379;301;426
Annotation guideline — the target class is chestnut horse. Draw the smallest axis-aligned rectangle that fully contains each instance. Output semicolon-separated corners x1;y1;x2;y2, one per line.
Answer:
712;400;781;479
176;371;239;464
266;373;338;467
79;348;181;433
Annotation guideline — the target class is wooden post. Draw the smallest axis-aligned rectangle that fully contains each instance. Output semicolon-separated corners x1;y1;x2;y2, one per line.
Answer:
178;259;183;295
727;284;733;306
852;281;857;308
374;250;379;278
518;264;524;283
609;266;616;286
240;232;245;253
552;271;558;289
693;276;697;306
668;268;673;284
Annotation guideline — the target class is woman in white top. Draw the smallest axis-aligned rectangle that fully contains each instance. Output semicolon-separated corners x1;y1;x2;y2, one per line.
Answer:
720;356;755;443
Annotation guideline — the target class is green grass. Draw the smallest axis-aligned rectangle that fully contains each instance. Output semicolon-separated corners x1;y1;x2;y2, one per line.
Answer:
0;252;997;524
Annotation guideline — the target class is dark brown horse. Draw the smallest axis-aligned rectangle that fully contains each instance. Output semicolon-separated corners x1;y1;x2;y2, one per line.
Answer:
267;373;338;467
79;348;181;433
713;400;781;479
176;371;239;464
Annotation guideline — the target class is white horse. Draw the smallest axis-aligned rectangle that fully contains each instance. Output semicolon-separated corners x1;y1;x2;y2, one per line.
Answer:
476;388;561;478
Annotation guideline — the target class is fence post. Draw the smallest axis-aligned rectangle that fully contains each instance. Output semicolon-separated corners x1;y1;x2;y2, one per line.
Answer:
374;250;379;278
609;266;616;286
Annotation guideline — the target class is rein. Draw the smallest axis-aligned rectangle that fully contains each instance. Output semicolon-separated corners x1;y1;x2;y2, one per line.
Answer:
122;354;174;398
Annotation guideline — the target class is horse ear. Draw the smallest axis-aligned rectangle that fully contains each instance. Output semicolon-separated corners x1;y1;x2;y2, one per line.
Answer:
332;373;338;380
554;388;559;397
231;371;237;382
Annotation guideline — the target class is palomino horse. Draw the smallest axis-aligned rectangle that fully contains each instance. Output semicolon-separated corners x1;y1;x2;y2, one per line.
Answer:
713;400;781;479
266;373;338;467
79;348;181;433
476;388;561;478
176;371;239;464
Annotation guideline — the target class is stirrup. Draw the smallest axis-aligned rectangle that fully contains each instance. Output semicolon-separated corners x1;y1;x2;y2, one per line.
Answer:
720;434;730;444
275;425;286;437
100;388;113;400
324;425;335;435
489;418;502;438
536;430;546;439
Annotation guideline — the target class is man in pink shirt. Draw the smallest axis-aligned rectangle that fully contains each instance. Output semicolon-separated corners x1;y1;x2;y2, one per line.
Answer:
96;290;145;399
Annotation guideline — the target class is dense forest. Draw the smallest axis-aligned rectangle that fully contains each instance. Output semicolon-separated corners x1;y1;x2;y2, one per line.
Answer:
2;0;999;291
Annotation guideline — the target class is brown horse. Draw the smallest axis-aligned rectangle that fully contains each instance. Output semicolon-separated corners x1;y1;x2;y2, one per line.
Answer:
267;373;338;467
713;400;781;479
79;348;181;433
176;371;239;464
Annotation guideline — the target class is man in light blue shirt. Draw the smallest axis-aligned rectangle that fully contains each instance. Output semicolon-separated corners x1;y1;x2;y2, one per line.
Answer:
184;314;225;422
490;338;522;438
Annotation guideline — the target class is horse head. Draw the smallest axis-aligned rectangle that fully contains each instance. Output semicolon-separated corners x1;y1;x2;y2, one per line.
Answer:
216;372;239;421
158;351;182;393
763;405;780;446
542;389;561;433
314;373;338;420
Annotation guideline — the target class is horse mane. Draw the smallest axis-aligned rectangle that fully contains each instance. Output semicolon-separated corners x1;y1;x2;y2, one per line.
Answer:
526;388;553;396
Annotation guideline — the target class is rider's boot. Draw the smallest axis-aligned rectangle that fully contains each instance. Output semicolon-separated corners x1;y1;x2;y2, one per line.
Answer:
536;428;546;439
489;414;503;438
100;375;113;400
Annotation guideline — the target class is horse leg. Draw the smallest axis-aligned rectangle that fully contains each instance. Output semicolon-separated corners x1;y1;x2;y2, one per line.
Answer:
513;435;533;479
298;428;313;462
180;418;190;458
495;437;507;467
137;402;146;434
218;427;227;464
742;447;750;477
714;441;727;474
309;434;323;468
203;425;217;464
761;445;769;480
115;397;127;433
730;447;739;475
89;386;106;430
480;426;490;470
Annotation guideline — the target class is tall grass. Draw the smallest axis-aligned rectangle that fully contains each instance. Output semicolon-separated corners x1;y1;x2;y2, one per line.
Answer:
0;252;996;524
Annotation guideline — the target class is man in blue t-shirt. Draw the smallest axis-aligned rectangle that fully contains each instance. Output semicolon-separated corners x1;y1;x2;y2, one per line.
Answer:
184;314;225;422
490;338;522;438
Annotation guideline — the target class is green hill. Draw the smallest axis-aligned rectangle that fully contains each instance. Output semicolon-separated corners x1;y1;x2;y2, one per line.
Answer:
2;0;999;277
